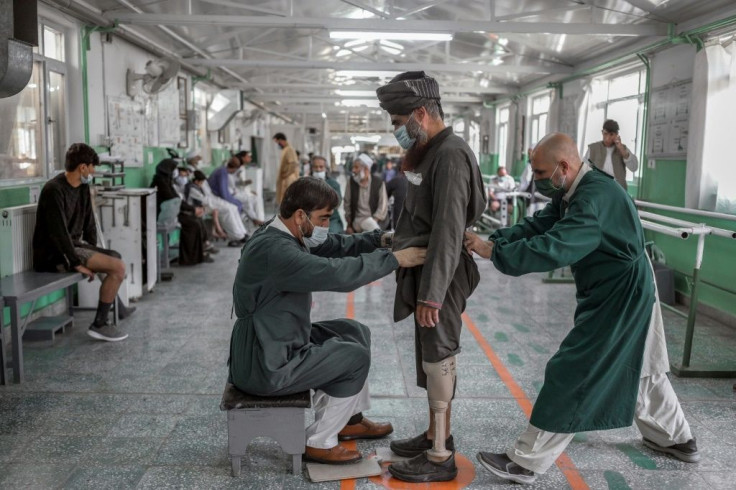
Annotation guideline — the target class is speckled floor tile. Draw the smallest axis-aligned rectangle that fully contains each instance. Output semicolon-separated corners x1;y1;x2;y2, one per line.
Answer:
17;435;104;463
60;464;146;489
109;414;181;438
0;463;76;488
0;435;28;462
84;437;165;465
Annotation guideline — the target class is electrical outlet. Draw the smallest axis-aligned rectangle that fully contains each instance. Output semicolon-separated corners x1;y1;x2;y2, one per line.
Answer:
648;159;656;169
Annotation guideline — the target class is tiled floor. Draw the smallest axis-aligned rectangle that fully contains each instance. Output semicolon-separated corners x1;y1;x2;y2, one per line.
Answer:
1;241;734;489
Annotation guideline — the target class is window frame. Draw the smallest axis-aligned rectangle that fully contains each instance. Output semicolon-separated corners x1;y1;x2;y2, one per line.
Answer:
528;90;552;149
496;105;510;168
1;18;70;188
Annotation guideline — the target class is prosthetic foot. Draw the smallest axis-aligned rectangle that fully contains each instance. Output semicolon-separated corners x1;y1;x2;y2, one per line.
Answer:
389;356;458;483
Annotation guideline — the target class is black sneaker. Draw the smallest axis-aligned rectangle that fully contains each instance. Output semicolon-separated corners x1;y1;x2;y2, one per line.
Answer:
477;452;536;484
388;451;457;483
87;323;128;342
390;432;454;458
643;438;701;463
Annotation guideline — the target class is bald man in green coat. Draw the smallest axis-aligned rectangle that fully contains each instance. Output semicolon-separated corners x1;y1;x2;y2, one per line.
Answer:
465;133;698;485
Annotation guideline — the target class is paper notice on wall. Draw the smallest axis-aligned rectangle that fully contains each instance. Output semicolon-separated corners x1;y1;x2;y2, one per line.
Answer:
650;124;667;154
107;96;144;167
667;122;688;153
648;80;691;155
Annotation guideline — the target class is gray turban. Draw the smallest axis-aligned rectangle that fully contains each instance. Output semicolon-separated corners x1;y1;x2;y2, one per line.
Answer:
376;71;442;115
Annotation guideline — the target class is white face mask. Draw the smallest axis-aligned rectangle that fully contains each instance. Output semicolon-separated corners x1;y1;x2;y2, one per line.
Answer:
175;176;188;187
313;171;326;180
301;212;329;249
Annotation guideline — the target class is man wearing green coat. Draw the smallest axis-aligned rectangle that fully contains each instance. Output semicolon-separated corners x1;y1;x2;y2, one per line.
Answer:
228;177;426;465
465;133;698;484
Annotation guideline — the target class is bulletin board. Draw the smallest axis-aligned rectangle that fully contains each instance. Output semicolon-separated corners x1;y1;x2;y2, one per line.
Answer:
157;81;180;146
107;95;145;167
559;95;578;143
648;80;691;157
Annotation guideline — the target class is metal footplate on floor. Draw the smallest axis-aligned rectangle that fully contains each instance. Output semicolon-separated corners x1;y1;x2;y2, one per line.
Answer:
22;315;73;342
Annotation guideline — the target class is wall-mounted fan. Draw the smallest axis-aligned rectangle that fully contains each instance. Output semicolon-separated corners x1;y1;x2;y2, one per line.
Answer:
126;58;180;96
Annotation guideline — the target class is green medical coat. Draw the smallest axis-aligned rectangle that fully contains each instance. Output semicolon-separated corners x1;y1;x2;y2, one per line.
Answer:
491;167;654;433
228;223;398;398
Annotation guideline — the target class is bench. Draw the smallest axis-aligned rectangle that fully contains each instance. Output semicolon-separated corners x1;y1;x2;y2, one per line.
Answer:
220;382;311;476
0;271;85;384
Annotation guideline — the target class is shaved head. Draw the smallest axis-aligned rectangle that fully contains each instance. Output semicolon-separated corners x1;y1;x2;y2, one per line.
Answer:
530;132;582;191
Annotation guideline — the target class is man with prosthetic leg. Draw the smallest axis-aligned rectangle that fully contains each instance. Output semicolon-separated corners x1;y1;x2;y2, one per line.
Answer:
375;72;486;483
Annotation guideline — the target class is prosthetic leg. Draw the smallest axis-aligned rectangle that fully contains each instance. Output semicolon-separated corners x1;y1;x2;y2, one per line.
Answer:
423;356;456;462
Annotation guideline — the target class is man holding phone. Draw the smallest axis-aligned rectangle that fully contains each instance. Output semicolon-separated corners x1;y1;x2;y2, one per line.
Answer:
583;119;639;190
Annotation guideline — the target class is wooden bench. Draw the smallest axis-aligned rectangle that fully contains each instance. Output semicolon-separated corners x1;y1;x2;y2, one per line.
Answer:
220;383;311;476
0;271;84;384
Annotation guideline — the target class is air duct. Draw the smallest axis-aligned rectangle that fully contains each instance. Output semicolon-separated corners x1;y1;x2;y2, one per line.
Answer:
0;0;37;98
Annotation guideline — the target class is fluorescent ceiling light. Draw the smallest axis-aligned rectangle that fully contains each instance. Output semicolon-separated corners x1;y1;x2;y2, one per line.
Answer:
351;135;381;143
335;70;402;79
330;31;453;41
335;90;376;97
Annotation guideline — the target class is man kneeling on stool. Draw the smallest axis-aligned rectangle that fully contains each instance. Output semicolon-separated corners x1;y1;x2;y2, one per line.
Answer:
227;177;426;464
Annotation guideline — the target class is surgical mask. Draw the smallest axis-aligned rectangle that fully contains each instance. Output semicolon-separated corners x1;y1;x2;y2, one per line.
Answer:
313;171;326;180
80;175;91;185
175;176;188;187
535;164;567;198
301;212;329;248
393;114;416;150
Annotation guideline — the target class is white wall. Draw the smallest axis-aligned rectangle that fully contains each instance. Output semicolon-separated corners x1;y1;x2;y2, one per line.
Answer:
650;44;696;89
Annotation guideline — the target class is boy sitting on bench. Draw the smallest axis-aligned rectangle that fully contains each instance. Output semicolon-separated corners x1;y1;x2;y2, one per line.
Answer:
32;143;135;342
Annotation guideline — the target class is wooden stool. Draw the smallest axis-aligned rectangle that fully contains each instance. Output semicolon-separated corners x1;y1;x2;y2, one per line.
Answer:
220;383;311;476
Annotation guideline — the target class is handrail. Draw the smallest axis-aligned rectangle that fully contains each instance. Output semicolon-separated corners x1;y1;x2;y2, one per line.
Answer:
635;200;736;222
640;219;690;239
639;211;736;239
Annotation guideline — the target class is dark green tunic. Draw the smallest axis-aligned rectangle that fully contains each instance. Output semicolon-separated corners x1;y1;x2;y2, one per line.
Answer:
491;166;654;433
228;223;398;398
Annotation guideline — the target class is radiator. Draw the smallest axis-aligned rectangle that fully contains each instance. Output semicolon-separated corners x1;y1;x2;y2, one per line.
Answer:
0;204;37;277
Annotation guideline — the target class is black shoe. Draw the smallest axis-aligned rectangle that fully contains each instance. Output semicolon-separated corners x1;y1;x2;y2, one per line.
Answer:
476;452;536;484
643;438;701;463
388;451;457;483
390;432;454;458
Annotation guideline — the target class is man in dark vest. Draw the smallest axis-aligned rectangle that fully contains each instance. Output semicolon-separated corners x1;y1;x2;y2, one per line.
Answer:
375;72;487;483
584;119;639;190
344;153;388;233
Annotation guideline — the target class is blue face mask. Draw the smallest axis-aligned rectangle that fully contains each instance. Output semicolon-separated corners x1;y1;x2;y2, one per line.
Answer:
393;114;416;150
80;165;91;184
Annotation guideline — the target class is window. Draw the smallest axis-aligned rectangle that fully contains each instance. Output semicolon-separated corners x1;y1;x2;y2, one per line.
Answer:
496;106;510;168
0;21;69;184
581;68;646;182
529;92;551;148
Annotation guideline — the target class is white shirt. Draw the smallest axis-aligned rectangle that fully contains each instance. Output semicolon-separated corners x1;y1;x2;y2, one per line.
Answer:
583;146;639;177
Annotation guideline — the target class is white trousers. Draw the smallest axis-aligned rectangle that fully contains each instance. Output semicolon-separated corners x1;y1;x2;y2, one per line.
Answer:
210;196;247;240
234;189;265;222
508;372;692;474
305;383;371;449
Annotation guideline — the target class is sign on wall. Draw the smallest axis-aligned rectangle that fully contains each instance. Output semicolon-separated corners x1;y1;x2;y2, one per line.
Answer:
107;95;144;167
648;80;691;157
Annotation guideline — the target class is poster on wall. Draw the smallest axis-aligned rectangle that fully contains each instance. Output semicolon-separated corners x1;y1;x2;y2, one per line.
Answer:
157;81;180;146
559;96;578;143
648;80;691;156
107;96;145;167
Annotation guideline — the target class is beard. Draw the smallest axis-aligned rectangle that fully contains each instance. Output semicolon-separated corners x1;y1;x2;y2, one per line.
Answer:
401;117;430;172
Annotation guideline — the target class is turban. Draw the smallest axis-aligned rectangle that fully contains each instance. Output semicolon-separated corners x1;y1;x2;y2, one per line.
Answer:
376;71;442;115
355;153;373;169
186;149;202;160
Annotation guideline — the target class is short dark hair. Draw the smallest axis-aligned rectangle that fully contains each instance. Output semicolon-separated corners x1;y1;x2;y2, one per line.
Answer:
280;177;339;219
603;119;619;133
226;157;241;169
273;132;287;141
65;143;99;171
235;150;249;158
193;170;207;182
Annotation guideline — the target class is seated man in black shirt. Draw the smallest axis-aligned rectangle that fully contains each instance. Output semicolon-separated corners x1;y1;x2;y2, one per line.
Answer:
33;143;133;342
